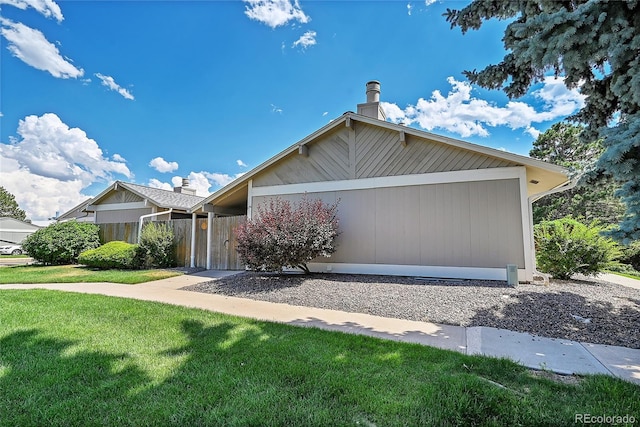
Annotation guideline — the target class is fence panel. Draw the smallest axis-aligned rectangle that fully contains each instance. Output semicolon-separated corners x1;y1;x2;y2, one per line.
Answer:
98;222;138;244
211;215;245;270
97;215;245;270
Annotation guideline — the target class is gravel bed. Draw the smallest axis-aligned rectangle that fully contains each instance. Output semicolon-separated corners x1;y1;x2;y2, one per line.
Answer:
183;272;640;349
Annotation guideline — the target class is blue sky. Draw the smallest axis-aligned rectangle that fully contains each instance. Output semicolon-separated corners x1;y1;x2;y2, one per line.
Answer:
0;0;584;224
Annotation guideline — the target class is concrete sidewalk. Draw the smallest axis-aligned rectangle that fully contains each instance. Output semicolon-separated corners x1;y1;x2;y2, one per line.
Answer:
597;272;640;290
2;270;639;385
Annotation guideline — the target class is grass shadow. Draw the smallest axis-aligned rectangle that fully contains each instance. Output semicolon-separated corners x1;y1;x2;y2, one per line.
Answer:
2;291;639;426
0;329;151;425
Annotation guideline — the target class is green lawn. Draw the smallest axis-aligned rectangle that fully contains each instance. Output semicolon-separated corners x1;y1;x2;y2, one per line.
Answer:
609;270;640;280
1;290;638;426
0;264;181;284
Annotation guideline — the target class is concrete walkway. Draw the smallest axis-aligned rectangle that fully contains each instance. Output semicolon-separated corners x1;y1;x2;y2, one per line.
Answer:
597;272;640;290
2;270;639;385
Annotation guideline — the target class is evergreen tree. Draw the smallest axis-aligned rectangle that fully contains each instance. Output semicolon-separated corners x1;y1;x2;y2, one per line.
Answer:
530;123;625;224
445;1;640;243
0;186;27;221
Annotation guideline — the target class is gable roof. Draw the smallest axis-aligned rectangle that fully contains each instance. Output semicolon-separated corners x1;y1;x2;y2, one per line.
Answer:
192;112;570;212
87;181;205;212
0;217;41;230
56;198;93;221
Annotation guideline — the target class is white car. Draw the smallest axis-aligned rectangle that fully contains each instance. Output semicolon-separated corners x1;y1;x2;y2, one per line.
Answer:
0;244;24;255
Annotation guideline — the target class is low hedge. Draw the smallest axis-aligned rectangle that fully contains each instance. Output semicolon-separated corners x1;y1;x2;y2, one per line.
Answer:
22;220;100;265
78;241;141;270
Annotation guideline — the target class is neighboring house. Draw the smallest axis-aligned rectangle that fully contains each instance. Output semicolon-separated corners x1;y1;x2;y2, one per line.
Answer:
0;217;40;245
190;81;571;281
85;179;205;224
56;198;95;223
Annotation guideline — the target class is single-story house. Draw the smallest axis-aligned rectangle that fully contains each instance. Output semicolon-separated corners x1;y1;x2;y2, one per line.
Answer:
0;217;41;245
57;179;209;265
77;179;205;224
190;81;571;282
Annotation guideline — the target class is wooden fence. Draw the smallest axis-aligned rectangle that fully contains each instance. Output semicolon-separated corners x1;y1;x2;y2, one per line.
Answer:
98;216;246;270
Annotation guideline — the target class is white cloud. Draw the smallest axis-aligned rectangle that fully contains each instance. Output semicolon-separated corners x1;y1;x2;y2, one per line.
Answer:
322;111;328;117
203;171;245;188
0;113;132;221
112;153;125;162
147;170;245;198
243;0;310;28
237;159;248;167
95;73;134;100
292;30;316;50
407;3;412;15
425;0;437;6
271;103;283;114
381;76;585;138
0;18;83;78
147;178;173;191
0;0;64;22
524;126;541;139
186;172;215;195
149;156;179;173
171;176;184;188
531;76;585;119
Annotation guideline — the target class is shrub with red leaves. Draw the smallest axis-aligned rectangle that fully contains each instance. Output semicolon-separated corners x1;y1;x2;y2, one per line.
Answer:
235;197;339;273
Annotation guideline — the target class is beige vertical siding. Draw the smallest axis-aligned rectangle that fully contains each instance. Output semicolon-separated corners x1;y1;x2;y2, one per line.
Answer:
374;186;422;265
252;122;519;188
250;178;524;269
95;208;153;224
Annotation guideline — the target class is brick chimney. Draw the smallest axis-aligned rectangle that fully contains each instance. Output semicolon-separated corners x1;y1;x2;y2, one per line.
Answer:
357;80;387;120
174;178;197;195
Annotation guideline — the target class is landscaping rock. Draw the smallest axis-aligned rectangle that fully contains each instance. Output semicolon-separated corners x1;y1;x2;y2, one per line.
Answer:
183;272;640;349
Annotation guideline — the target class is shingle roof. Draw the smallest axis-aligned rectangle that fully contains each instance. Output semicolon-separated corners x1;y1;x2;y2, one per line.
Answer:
118;182;204;210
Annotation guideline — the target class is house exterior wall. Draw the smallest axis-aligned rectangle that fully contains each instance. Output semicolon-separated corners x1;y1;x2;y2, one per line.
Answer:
198;113;568;279
95;207;153;224
252;123;519;187
251;176;525;277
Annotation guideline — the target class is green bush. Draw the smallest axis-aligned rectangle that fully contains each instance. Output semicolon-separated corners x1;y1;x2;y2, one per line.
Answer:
78;241;141;270
619;241;640;272
22;221;101;265
138;222;175;268
534;217;621;280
